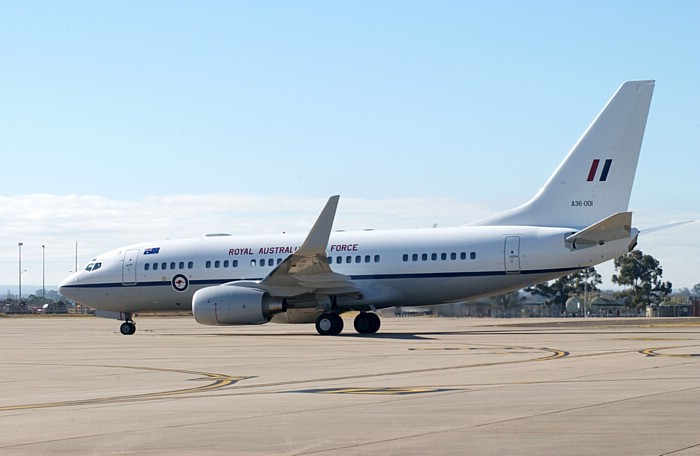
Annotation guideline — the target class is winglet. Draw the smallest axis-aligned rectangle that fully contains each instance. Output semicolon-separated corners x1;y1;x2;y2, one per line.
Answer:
297;195;340;255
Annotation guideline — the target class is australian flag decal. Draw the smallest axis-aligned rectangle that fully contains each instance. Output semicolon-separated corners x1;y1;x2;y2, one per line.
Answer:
143;247;160;255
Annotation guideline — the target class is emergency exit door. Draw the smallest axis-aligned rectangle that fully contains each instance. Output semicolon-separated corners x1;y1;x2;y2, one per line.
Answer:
504;236;521;273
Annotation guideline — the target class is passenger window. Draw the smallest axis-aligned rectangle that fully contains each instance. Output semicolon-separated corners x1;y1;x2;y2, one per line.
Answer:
170;262;176;270
179;262;185;269
471;252;477;260
336;256;342;264
374;255;380;263
346;256;352;264
144;263;150;271
328;257;333;264
161;262;167;270
460;252;467;260
277;258;282;264
422;253;428;261
224;260;229;268
412;254;418;261
403;254;408;262
250;259;256;267
232;260;238;267
205;261;211;268
365;255;370;263
431;253;437;261
355;255;361;263
154;263;159;271
451;252;457;260
268;259;274;266
188;261;194;269
215;260;220;268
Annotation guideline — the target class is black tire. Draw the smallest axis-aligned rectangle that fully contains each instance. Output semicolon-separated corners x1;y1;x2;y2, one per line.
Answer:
367;312;381;333
120;322;136;335
354;312;381;334
315;313;344;335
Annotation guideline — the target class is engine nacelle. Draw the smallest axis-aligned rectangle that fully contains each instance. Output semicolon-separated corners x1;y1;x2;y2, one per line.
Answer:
192;286;286;326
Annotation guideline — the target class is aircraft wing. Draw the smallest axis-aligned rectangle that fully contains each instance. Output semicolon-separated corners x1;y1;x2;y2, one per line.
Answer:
565;212;632;249
230;195;359;297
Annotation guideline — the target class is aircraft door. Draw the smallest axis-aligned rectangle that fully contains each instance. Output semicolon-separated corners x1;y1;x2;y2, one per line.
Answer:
504;236;521;273
122;249;139;285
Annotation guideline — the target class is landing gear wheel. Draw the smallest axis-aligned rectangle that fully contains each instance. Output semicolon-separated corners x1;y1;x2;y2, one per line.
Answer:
354;312;381;334
120;321;136;335
315;313;344;336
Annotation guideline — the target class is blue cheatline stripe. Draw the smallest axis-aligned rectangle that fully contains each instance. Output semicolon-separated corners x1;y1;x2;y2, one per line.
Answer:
600;159;613;181
60;267;581;290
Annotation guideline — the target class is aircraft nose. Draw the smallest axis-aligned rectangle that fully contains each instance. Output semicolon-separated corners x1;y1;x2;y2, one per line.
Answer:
58;273;80;301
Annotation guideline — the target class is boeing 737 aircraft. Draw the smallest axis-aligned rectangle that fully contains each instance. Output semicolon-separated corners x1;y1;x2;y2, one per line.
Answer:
59;80;655;336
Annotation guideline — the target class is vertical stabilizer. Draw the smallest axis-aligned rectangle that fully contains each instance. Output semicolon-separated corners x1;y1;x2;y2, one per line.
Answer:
471;80;654;228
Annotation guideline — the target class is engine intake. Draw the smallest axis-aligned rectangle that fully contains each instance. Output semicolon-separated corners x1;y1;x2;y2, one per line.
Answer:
192;286;286;326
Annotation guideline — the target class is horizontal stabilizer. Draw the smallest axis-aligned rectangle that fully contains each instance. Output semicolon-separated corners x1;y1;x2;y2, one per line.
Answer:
565;212;632;250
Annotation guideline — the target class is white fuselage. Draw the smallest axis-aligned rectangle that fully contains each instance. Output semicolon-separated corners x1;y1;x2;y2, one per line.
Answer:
59;225;635;317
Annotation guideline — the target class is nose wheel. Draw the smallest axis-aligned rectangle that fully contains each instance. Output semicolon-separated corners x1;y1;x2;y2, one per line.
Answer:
120;320;136;335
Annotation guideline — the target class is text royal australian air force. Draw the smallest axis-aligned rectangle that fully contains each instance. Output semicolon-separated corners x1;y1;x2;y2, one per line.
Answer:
227;243;360;256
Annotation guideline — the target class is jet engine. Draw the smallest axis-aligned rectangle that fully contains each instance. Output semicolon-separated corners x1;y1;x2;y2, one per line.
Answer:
192;286;286;326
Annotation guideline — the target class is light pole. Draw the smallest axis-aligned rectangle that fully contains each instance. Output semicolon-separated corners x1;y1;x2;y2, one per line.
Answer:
42;245;46;307
18;242;23;302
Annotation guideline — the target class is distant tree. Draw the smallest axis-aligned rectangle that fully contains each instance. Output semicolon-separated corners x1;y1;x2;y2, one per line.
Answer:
693;283;700;296
25;294;53;307
490;291;524;316
612;250;672;308
675;287;691;297
526;267;601;314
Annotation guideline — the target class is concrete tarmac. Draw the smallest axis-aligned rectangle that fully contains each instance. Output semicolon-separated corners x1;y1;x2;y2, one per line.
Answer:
1;315;699;455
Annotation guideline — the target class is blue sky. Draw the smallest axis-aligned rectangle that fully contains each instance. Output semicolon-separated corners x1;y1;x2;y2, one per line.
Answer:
1;1;698;291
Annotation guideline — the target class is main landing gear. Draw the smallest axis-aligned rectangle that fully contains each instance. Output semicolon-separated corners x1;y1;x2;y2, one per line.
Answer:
315;312;381;336
119;313;136;335
353;312;381;334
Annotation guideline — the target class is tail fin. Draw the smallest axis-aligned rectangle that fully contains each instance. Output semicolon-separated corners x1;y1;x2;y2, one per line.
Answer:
472;80;654;228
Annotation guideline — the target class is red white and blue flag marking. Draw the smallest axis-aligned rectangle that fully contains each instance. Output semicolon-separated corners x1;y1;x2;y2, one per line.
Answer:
587;159;612;182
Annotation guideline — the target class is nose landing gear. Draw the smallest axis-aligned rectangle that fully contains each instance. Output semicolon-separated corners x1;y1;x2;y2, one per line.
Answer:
119;313;136;335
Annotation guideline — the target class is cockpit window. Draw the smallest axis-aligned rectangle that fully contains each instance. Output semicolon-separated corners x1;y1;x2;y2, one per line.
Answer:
84;262;102;272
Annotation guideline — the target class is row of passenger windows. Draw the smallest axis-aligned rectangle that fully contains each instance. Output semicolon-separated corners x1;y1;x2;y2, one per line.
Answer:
143;252;472;272
328;255;381;265
207;259;279;268
143;255;385;272
143;252;473;272
403;252;476;262
144;261;195;271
